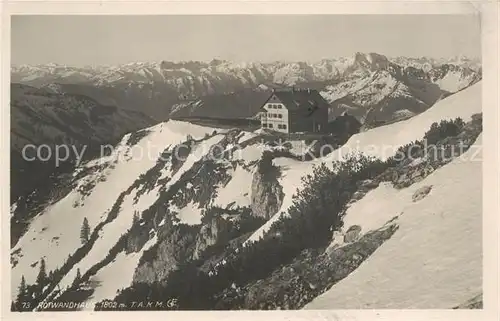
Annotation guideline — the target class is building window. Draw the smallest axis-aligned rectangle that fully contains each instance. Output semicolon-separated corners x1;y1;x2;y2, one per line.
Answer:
277;104;282;109
278;114;283;118
282;124;287;130
268;113;272;118
268;123;273;128
262;123;267;128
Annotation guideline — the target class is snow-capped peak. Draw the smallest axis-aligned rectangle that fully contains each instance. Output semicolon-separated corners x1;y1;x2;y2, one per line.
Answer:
352;52;390;71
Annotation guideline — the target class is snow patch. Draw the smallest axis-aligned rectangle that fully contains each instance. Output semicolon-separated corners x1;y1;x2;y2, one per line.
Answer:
213;166;254;208
83;235;158;309
174;202;202;225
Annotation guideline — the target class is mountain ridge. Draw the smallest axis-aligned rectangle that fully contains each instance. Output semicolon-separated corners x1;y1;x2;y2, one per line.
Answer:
10;81;482;311
12;53;481;121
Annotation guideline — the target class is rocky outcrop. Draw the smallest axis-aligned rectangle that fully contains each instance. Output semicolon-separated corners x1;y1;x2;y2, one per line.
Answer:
132;226;197;284
192;216;233;260
250;165;284;219
346;179;381;207
125;223;153;254
392;163;436;189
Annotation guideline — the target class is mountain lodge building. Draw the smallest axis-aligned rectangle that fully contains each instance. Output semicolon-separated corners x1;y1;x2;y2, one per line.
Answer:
259;88;332;134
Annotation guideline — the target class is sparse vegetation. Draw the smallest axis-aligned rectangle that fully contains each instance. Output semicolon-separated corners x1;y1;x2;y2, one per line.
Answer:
80;218;90;244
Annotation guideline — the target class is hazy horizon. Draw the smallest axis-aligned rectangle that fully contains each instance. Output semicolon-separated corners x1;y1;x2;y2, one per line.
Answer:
12;15;481;67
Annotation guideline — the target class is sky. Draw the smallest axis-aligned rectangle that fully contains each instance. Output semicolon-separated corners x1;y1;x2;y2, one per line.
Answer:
11;15;481;66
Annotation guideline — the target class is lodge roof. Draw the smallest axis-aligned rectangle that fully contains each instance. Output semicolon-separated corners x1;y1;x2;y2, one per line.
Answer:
260;88;330;114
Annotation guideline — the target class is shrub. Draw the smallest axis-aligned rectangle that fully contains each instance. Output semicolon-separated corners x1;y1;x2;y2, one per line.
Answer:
386;140;425;167
387;117;467;167
201;206;226;225
423;118;465;145
258;151;281;181
269;153;388;250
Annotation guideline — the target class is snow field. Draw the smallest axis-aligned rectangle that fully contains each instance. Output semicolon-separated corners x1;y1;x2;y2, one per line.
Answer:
305;134;482;309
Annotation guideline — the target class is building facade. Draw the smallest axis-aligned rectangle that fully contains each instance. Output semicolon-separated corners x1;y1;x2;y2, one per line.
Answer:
260;101;289;133
259;88;330;134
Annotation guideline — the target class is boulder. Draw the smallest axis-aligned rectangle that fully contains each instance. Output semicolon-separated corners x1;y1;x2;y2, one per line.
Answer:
359;179;380;189
412;185;433;202
344;225;362;243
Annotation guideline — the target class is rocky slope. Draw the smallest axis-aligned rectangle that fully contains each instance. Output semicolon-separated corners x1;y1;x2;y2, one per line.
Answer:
10;83;155;245
10;82;482;311
320;53;481;126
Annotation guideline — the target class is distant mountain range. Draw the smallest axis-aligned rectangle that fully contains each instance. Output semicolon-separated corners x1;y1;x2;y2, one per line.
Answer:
9;52;481;205
11;53;481;122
